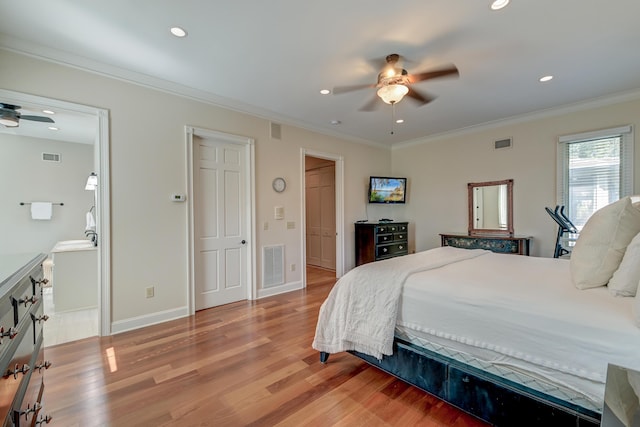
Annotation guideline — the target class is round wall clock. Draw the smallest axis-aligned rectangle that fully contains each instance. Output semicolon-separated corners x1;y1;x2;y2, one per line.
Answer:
272;177;286;193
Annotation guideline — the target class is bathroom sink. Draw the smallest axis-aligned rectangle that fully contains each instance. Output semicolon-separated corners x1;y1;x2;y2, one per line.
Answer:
51;239;96;252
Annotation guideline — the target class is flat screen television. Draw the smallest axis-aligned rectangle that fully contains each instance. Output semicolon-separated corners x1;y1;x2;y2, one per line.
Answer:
368;176;407;204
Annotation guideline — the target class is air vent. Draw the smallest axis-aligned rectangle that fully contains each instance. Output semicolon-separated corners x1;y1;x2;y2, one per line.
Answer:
270;122;282;140
42;152;61;162
494;138;512;150
263;245;284;288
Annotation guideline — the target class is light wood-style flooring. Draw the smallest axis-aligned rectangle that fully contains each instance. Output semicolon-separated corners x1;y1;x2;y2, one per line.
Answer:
44;266;489;426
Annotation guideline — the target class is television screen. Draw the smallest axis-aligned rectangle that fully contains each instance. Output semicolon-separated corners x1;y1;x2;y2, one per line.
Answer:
368;176;407;204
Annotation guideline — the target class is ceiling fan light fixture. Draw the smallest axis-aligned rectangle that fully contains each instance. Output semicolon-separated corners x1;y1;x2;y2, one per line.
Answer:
377;84;409;105
0;114;19;127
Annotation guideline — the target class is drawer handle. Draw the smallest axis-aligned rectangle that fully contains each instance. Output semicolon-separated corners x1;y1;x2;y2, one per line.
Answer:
398;234;404;239
0;326;18;342
6;363;30;380
30;276;49;287
18;402;42;422
399;245;404;250
461;375;470;383
382;248;388;253
19;295;38;307
35;414;52;425
35;360;52;373
33;314;50;324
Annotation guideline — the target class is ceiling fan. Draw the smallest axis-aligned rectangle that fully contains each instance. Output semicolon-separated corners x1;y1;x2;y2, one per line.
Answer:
0;103;55;127
333;54;459;111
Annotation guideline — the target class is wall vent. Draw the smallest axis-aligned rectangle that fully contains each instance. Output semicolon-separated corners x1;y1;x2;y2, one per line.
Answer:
42;152;61;162
263;245;284;288
270;122;282;140
494;138;512;150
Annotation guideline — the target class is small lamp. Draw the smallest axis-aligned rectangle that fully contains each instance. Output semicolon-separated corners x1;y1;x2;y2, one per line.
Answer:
85;172;98;190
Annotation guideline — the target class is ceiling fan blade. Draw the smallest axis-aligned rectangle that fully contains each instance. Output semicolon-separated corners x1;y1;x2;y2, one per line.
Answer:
406;88;435;106
408;65;459;84
359;95;381;112
20;115;55;123
332;83;376;95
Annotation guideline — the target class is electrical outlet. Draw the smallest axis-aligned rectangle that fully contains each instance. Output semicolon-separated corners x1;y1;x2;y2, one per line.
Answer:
290;264;295;272
286;221;295;229
146;286;154;298
264;221;269;231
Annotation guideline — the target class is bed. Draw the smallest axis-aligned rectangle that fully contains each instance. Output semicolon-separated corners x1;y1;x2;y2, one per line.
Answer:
313;209;640;427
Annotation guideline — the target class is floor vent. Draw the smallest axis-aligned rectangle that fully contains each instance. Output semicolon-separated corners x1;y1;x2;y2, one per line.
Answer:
42;152;61;162
270;122;282;140
263;245;284;288
494;138;512;150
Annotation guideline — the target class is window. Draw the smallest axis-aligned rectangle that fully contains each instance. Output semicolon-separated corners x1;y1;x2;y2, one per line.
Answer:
557;125;634;230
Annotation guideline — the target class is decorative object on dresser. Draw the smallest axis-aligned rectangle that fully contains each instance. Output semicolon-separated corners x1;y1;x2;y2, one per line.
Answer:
440;232;531;255
355;222;408;266
468;179;513;236
0;253;52;426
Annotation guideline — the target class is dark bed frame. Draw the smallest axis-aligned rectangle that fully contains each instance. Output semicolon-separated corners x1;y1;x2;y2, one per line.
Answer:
320;338;601;427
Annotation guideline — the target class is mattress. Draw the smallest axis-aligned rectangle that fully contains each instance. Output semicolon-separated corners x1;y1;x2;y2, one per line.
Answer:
395;251;640;412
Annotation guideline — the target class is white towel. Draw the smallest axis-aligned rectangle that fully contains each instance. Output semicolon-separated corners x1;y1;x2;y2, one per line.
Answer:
86;211;96;230
31;202;53;220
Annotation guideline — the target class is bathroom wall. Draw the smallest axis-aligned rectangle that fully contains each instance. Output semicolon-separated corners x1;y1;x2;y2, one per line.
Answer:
0;133;94;254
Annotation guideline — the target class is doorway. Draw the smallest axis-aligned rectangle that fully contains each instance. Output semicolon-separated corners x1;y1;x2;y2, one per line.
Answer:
301;150;344;287
186;127;255;313
0;89;111;340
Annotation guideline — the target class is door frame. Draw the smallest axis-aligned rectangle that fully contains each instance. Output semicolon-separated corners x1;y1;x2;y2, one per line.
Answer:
300;149;344;286
185;126;256;314
0;89;111;335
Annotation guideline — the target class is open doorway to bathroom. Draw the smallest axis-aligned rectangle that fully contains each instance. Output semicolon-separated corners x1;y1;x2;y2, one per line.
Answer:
0;89;110;346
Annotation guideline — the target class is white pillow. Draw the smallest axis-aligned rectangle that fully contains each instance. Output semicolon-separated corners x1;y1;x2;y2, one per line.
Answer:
609;232;640;296
570;197;640;289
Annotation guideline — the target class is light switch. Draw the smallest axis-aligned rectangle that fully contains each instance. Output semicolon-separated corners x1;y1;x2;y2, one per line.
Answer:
274;206;284;220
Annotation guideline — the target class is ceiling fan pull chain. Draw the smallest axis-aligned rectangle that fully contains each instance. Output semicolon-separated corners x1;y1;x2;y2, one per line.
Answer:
390;102;396;135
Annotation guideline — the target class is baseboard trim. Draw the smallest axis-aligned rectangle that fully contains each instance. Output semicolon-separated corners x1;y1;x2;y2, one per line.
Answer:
111;306;189;335
257;280;302;299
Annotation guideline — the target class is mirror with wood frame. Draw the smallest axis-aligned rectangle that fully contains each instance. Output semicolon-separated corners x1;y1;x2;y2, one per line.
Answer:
468;179;513;236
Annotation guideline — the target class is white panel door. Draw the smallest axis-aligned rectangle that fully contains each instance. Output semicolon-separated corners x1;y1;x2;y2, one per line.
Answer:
194;136;247;310
305;165;335;270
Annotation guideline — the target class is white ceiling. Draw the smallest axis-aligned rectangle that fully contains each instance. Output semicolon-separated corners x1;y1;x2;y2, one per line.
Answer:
1;0;640;147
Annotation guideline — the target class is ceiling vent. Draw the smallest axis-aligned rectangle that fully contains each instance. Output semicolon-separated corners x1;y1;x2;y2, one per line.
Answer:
494;138;512;150
270;122;282;140
42;152;61;162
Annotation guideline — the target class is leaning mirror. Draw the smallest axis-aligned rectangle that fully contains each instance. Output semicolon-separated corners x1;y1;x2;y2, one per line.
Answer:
468;179;513;236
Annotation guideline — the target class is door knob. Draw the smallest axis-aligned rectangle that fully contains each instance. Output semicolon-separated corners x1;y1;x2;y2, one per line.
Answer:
240;240;246;245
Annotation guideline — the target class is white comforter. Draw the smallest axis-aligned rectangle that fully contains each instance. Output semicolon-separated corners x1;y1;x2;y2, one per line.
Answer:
312;246;488;359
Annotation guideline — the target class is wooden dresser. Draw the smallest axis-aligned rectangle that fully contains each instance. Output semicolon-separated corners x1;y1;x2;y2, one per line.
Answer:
440;233;531;256
355;222;409;266
0;253;51;426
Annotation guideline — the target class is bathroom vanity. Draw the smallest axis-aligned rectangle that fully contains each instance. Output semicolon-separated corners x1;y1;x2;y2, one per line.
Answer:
50;240;98;312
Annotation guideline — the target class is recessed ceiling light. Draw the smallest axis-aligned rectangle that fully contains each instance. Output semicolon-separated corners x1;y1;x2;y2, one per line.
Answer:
396;119;404;124
42;109;55;115
320;89;331;95
539;75;554;82
330;120;341;125
170;26;187;38
48;126;59;131
490;0;510;10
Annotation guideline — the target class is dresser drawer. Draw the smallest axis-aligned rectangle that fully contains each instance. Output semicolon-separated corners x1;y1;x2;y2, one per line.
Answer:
0;318;34;423
376;242;408;259
376;234;394;244
393;232;407;242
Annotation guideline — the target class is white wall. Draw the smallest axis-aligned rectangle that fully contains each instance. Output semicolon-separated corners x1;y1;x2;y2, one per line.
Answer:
392;96;640;257
0;133;94;254
0;50;390;328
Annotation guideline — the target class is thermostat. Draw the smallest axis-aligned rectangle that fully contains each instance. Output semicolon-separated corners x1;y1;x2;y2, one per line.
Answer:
171;194;186;202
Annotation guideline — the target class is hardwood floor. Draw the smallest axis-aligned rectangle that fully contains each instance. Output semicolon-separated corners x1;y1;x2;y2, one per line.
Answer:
44;268;489;426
